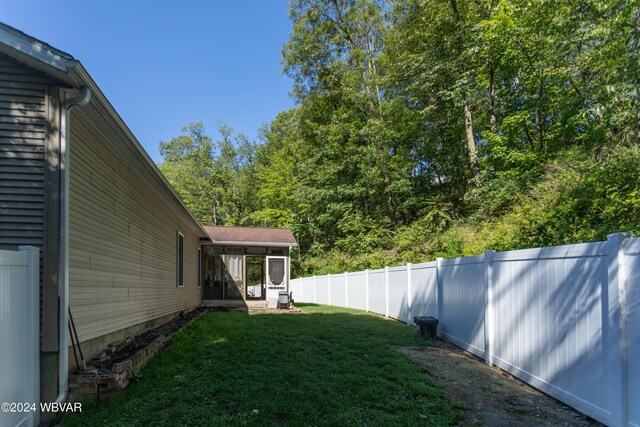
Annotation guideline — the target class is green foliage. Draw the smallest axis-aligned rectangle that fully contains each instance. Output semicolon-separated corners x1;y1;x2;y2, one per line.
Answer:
158;0;640;275
302;146;639;272
302;248;400;275
159;122;218;225
334;211;392;254
397;147;639;264
159;122;259;226
521;146;640;246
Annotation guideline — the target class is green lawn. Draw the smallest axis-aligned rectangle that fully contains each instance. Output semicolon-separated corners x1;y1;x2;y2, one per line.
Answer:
63;304;460;426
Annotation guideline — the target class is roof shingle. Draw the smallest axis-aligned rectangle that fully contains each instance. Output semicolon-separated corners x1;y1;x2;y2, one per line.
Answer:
203;226;297;246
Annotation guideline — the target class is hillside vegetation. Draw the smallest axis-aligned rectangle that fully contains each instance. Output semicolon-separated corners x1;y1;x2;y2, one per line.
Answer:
158;0;640;276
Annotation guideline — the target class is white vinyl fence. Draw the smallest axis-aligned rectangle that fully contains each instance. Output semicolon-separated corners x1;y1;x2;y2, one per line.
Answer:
290;233;639;427
0;247;40;427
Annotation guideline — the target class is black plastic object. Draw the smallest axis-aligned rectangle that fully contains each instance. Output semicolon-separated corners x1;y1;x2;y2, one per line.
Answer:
414;316;439;340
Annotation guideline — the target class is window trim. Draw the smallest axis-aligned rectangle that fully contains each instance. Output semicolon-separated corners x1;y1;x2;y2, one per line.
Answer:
176;231;184;288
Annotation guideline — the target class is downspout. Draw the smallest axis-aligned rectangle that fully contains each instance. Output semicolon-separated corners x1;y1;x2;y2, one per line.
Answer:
55;87;91;405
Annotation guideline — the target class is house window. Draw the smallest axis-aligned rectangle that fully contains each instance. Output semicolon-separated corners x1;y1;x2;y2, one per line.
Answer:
176;232;184;287
196;248;201;288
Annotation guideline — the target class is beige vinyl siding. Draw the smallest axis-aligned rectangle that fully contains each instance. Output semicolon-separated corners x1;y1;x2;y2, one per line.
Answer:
68;109;201;344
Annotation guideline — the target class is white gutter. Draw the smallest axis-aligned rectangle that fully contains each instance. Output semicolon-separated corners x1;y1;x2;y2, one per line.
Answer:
201;240;298;248
55;88;91;405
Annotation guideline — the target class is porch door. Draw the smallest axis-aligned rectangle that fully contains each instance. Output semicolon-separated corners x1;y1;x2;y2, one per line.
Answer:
266;256;287;302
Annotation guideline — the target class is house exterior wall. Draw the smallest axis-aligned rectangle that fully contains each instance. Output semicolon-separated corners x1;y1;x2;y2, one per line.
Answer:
68;108;202;347
0;55;67;407
0;56;63;402
0;38;208;406
0;54;49;252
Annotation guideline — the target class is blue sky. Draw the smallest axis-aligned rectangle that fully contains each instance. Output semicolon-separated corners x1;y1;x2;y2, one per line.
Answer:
4;1;295;163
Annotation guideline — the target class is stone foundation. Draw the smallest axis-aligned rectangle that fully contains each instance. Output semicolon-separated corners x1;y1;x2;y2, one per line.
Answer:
68;371;129;401
67;308;192;373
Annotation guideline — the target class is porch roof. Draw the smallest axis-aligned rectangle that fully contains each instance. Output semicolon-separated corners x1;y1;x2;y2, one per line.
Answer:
202;226;298;248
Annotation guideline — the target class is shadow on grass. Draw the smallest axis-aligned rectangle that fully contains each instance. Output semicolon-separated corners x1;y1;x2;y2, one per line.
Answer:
62;306;461;427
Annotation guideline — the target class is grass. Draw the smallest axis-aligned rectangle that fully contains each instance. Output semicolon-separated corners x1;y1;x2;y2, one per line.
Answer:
63;304;461;426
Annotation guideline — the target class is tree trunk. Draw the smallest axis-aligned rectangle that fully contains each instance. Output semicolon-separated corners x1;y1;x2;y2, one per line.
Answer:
449;0;478;175
464;95;480;175
536;71;545;151
449;0;460;19
489;62;498;133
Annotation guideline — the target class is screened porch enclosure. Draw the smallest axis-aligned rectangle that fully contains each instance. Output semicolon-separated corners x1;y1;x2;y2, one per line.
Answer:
201;245;290;302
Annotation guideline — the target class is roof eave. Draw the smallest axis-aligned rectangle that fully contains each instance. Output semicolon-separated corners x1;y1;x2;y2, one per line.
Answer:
0;22;207;239
0;22;78;84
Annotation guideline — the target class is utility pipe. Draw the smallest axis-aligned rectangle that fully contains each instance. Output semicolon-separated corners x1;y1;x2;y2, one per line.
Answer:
55;87;91;405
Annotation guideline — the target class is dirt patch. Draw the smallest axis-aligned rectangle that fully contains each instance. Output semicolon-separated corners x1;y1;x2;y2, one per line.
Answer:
398;341;602;426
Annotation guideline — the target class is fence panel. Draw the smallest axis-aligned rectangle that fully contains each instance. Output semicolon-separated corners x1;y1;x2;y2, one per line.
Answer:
409;262;437;322
0;247;39;427
290;234;639;426
387;266;408;322
289;279;301;302
291;277;313;303
625;238;640;427
368;269;386;315
330;274;346;307
315;276;329;305
491;243;609;423
303;278;316;303
346;272;366;311
439;255;485;357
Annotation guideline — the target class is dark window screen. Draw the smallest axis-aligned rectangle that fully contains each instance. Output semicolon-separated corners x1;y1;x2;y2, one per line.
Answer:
176;232;184;287
269;258;285;286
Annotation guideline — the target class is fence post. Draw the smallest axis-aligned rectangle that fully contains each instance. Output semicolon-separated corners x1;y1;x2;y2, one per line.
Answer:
313;276;317;304
344;272;349;308
19;246;40;427
407;263;413;324
483;250;495;367
607;232;631;427
327;273;332;306
385;266;389;318
436;257;443;337
365;269;370;312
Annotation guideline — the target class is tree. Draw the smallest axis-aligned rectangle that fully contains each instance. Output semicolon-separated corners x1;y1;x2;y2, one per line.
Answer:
159;0;640;272
283;0;423;230
159;122;259;226
159;122;219;225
